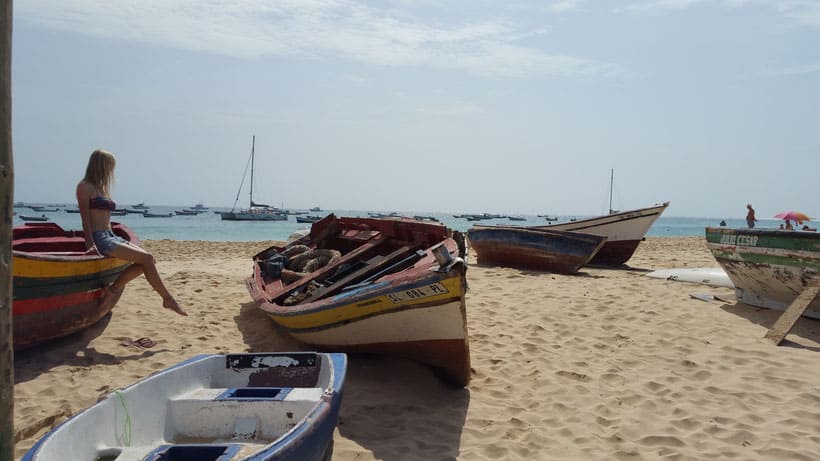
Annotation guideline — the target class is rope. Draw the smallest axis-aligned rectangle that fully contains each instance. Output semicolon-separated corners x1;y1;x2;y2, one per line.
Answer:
115;390;132;447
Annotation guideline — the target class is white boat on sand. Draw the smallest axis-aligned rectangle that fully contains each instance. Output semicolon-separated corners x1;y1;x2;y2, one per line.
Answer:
533;202;670;265
22;352;347;461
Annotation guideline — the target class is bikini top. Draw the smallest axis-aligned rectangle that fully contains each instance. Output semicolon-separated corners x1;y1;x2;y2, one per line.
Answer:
89;196;117;211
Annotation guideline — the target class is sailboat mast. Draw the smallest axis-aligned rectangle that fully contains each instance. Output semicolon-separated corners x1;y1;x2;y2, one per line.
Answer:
609;169;614;214
249;135;255;207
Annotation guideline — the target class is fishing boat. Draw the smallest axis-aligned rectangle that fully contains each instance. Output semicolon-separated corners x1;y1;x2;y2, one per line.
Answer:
247;214;471;386
22;351;347;461
533;202;669;265
132;202;148;209
12;222;136;349
143;211;174;218
467;226;607;274
532;170;669;265
19;214;49;222
295;215;323;224
222;136;288;222
705;227;820;319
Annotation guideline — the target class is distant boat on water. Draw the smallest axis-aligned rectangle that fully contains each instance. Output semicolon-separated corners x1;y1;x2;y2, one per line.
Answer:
143;211;174;218
132;202;148;209
20;215;49;222
310;206;321;212
221;136;288;222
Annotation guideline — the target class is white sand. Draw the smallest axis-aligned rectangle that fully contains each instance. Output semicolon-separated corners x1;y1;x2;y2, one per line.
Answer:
12;237;820;460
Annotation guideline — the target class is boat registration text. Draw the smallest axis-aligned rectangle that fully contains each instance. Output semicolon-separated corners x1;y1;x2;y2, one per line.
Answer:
719;234;759;246
387;283;449;303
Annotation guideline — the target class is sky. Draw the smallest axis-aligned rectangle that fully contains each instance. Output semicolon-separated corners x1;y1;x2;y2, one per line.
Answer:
10;0;820;218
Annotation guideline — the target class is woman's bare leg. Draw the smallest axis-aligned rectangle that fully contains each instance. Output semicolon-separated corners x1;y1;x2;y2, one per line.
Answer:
104;243;187;316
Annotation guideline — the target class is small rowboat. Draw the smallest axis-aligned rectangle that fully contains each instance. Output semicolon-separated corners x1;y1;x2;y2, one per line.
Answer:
22;352;347;461
247;214;471;386
467;226;607;274
12;222;136;349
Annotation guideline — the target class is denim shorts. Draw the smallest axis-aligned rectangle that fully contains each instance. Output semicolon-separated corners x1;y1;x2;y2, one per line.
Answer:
92;230;128;256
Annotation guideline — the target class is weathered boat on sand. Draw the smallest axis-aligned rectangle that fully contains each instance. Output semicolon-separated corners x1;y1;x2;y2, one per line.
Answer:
22;352;346;461
467;226;607;274
705;227;820;319
532;202;669;265
247;214;471;386
12;222;135;350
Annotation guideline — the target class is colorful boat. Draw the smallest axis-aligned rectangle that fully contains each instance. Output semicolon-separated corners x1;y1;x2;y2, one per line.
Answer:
22;352;346;461
12;222;136;349
532;202;669;265
247;214;471;386
467;226;607;274
705;227;820;319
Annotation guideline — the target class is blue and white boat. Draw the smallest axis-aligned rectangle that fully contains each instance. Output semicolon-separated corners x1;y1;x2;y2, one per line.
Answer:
23;352;346;461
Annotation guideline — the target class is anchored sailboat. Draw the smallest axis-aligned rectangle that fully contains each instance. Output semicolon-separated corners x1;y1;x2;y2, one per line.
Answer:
220;136;287;221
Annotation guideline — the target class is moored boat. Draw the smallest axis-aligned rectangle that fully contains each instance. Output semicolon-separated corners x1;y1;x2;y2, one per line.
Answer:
19;214;49;222
12;222;136;349
22;352;347;461
247;214;471;386
295;215;323;224
705;227;820;319
532;202;669;265
222;136;287;222
467;226;607;274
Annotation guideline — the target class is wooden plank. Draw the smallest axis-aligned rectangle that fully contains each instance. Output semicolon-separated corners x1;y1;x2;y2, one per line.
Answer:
764;278;820;345
300;246;414;303
274;236;387;302
0;0;13;457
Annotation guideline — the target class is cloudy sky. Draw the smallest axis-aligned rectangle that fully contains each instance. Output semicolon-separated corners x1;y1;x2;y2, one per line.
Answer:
11;0;820;218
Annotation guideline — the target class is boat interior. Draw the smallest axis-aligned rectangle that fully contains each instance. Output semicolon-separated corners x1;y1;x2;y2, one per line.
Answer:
45;353;336;461
254;214;464;306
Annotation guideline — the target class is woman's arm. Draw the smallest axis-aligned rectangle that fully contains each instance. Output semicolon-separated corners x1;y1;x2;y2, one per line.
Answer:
76;182;96;252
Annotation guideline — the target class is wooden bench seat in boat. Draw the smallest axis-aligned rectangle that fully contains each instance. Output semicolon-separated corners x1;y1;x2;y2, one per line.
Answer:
273;236;388;303
299;246;423;303
165;386;325;443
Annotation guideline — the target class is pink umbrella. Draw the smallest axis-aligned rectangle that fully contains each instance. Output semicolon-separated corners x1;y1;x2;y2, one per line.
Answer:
774;211;811;224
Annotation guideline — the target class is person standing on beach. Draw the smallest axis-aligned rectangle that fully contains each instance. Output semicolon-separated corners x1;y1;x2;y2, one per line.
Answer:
746;204;757;228
77;149;187;315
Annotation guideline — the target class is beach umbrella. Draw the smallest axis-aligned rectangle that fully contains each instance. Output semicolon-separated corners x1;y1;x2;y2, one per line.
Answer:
774;211;811;223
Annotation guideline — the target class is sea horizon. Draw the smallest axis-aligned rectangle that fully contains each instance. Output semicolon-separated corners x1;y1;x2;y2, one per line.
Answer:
13;203;782;242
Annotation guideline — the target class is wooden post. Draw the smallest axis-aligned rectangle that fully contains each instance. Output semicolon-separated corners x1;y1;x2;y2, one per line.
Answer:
0;0;13;459
764;278;820;346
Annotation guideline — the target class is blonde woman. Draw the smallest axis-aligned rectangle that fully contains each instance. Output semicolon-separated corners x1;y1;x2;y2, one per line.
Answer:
77;149;187;316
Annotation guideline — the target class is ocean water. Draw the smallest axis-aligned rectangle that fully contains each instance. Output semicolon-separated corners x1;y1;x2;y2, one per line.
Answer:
13;205;771;242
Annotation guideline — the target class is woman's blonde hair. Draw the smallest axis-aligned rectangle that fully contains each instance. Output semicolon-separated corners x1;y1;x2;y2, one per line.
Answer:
83;149;116;196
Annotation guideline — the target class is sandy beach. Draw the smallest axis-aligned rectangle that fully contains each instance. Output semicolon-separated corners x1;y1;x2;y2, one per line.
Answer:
11;236;820;460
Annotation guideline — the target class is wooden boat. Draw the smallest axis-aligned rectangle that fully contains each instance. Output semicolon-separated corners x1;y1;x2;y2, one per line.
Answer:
295;215;323;224
705;227;820;319
467;226;607;274
22;352;347;461
532;202;669;265
247;214;471;386
12;222;136;349
19;214;49;222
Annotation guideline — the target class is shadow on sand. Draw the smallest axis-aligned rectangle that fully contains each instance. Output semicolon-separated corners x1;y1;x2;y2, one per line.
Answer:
234;300;470;459
14;312;164;384
719;302;820;351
